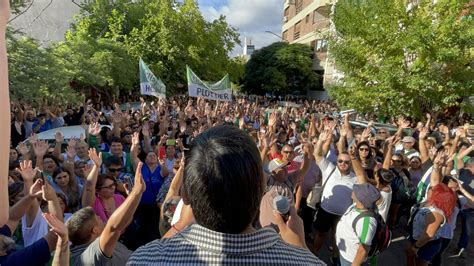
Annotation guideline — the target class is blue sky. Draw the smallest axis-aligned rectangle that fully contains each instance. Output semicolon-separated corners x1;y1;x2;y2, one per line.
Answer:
197;0;285;56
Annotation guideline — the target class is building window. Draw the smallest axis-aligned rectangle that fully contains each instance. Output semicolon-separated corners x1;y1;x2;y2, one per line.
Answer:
284;7;289;16
283;30;288;41
305;14;310;23
295;0;303;14
294;21;301;40
315;39;328;52
313;10;326;24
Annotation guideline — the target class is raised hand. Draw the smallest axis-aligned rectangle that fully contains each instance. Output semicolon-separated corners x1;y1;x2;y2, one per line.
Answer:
157;134;168;146
88;122;101;136
318;130;331;143
88;148;102;167
133;162;146;194
55;131;64;144
43;213;68;239
398;117;411;129
67;138;77;149
361;127;372;140
41;180;57;202
29;179;44;198
17;160;38;182
33;140;50;158
142;123;150;138
65;146;77;160
17;142;30;156
387;135;400;147
268;113;277;128
303;142;314;156
132;132;140;146
433;150;447;168
419;127;429;140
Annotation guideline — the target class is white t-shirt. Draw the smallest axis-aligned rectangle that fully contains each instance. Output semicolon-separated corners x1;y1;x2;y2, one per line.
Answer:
378;188;392;222
22;207;72;247
319;157;356;215
336;204;377;262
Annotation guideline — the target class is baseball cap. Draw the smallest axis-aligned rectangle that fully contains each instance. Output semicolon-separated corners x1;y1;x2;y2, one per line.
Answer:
353;183;381;209
402;136;416;143
266;158;290;173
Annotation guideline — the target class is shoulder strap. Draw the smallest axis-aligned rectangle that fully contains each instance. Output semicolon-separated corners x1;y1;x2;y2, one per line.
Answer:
352;211;378;240
352;210;376;234
321;166;337;190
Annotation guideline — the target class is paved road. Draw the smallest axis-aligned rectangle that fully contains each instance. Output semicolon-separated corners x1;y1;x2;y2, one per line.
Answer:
311;217;473;266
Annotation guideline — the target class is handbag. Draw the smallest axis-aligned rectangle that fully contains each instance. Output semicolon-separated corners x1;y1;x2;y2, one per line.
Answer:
306;167;336;210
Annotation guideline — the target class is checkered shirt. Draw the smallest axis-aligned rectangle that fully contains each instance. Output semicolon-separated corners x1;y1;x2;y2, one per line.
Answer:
127;223;325;265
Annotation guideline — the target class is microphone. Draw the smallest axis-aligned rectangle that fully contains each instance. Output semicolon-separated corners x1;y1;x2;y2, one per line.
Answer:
273;195;290;222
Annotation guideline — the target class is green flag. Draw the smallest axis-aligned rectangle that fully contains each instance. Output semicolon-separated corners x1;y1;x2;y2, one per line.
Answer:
139;59;166;98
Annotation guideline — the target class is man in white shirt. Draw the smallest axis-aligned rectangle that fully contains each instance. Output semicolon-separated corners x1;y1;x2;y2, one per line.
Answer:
312;129;356;264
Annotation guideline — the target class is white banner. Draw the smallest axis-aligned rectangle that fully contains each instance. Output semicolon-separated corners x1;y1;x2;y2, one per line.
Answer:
186;66;232;101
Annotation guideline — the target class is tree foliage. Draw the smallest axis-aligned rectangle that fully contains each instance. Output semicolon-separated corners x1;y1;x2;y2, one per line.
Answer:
243;42;322;95
62;0;239;96
327;0;473;118
7;33;84;106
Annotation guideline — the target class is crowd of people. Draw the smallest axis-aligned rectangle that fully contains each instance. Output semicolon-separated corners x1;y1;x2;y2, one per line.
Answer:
1;93;473;266
1;2;474;266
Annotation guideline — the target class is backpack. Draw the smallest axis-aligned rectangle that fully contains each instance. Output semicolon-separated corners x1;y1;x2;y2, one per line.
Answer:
352;210;392;257
390;168;415;203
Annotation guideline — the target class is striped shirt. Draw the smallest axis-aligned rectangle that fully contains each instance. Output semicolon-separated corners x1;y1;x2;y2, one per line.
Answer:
128;223;325;265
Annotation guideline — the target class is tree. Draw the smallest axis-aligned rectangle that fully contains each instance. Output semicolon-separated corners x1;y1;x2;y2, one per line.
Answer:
327;0;473;118
7;33;84;107
243;42;322;95
61;0;240;96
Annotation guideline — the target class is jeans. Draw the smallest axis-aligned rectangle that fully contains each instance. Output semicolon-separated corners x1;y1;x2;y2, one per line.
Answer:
458;209;473;249
432;238;451;266
340;256;352;266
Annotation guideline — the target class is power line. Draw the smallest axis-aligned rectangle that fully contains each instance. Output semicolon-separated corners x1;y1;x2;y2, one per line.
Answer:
8;0;35;23
26;0;53;28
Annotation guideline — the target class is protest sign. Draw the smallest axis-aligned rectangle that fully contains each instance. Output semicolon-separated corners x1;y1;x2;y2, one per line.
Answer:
186;66;232;101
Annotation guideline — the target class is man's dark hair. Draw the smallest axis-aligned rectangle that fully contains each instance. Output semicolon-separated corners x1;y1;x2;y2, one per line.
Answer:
104;156;123;167
67;207;97;246
376;168;395;186
110;136;122;144
183;125;264;234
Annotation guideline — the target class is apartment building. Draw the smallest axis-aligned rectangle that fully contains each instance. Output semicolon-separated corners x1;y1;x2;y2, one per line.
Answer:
282;0;336;88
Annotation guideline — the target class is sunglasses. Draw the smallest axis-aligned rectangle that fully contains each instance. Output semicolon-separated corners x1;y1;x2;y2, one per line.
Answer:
337;159;351;164
377;131;387;134
282;150;293;154
391;159;403;163
108;168;122;173
359;148;369;151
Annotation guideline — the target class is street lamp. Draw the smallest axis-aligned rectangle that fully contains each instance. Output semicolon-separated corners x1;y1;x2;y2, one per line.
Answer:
264;30;286;42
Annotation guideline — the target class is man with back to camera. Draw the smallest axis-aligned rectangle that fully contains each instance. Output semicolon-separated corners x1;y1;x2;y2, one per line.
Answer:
128;125;324;265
